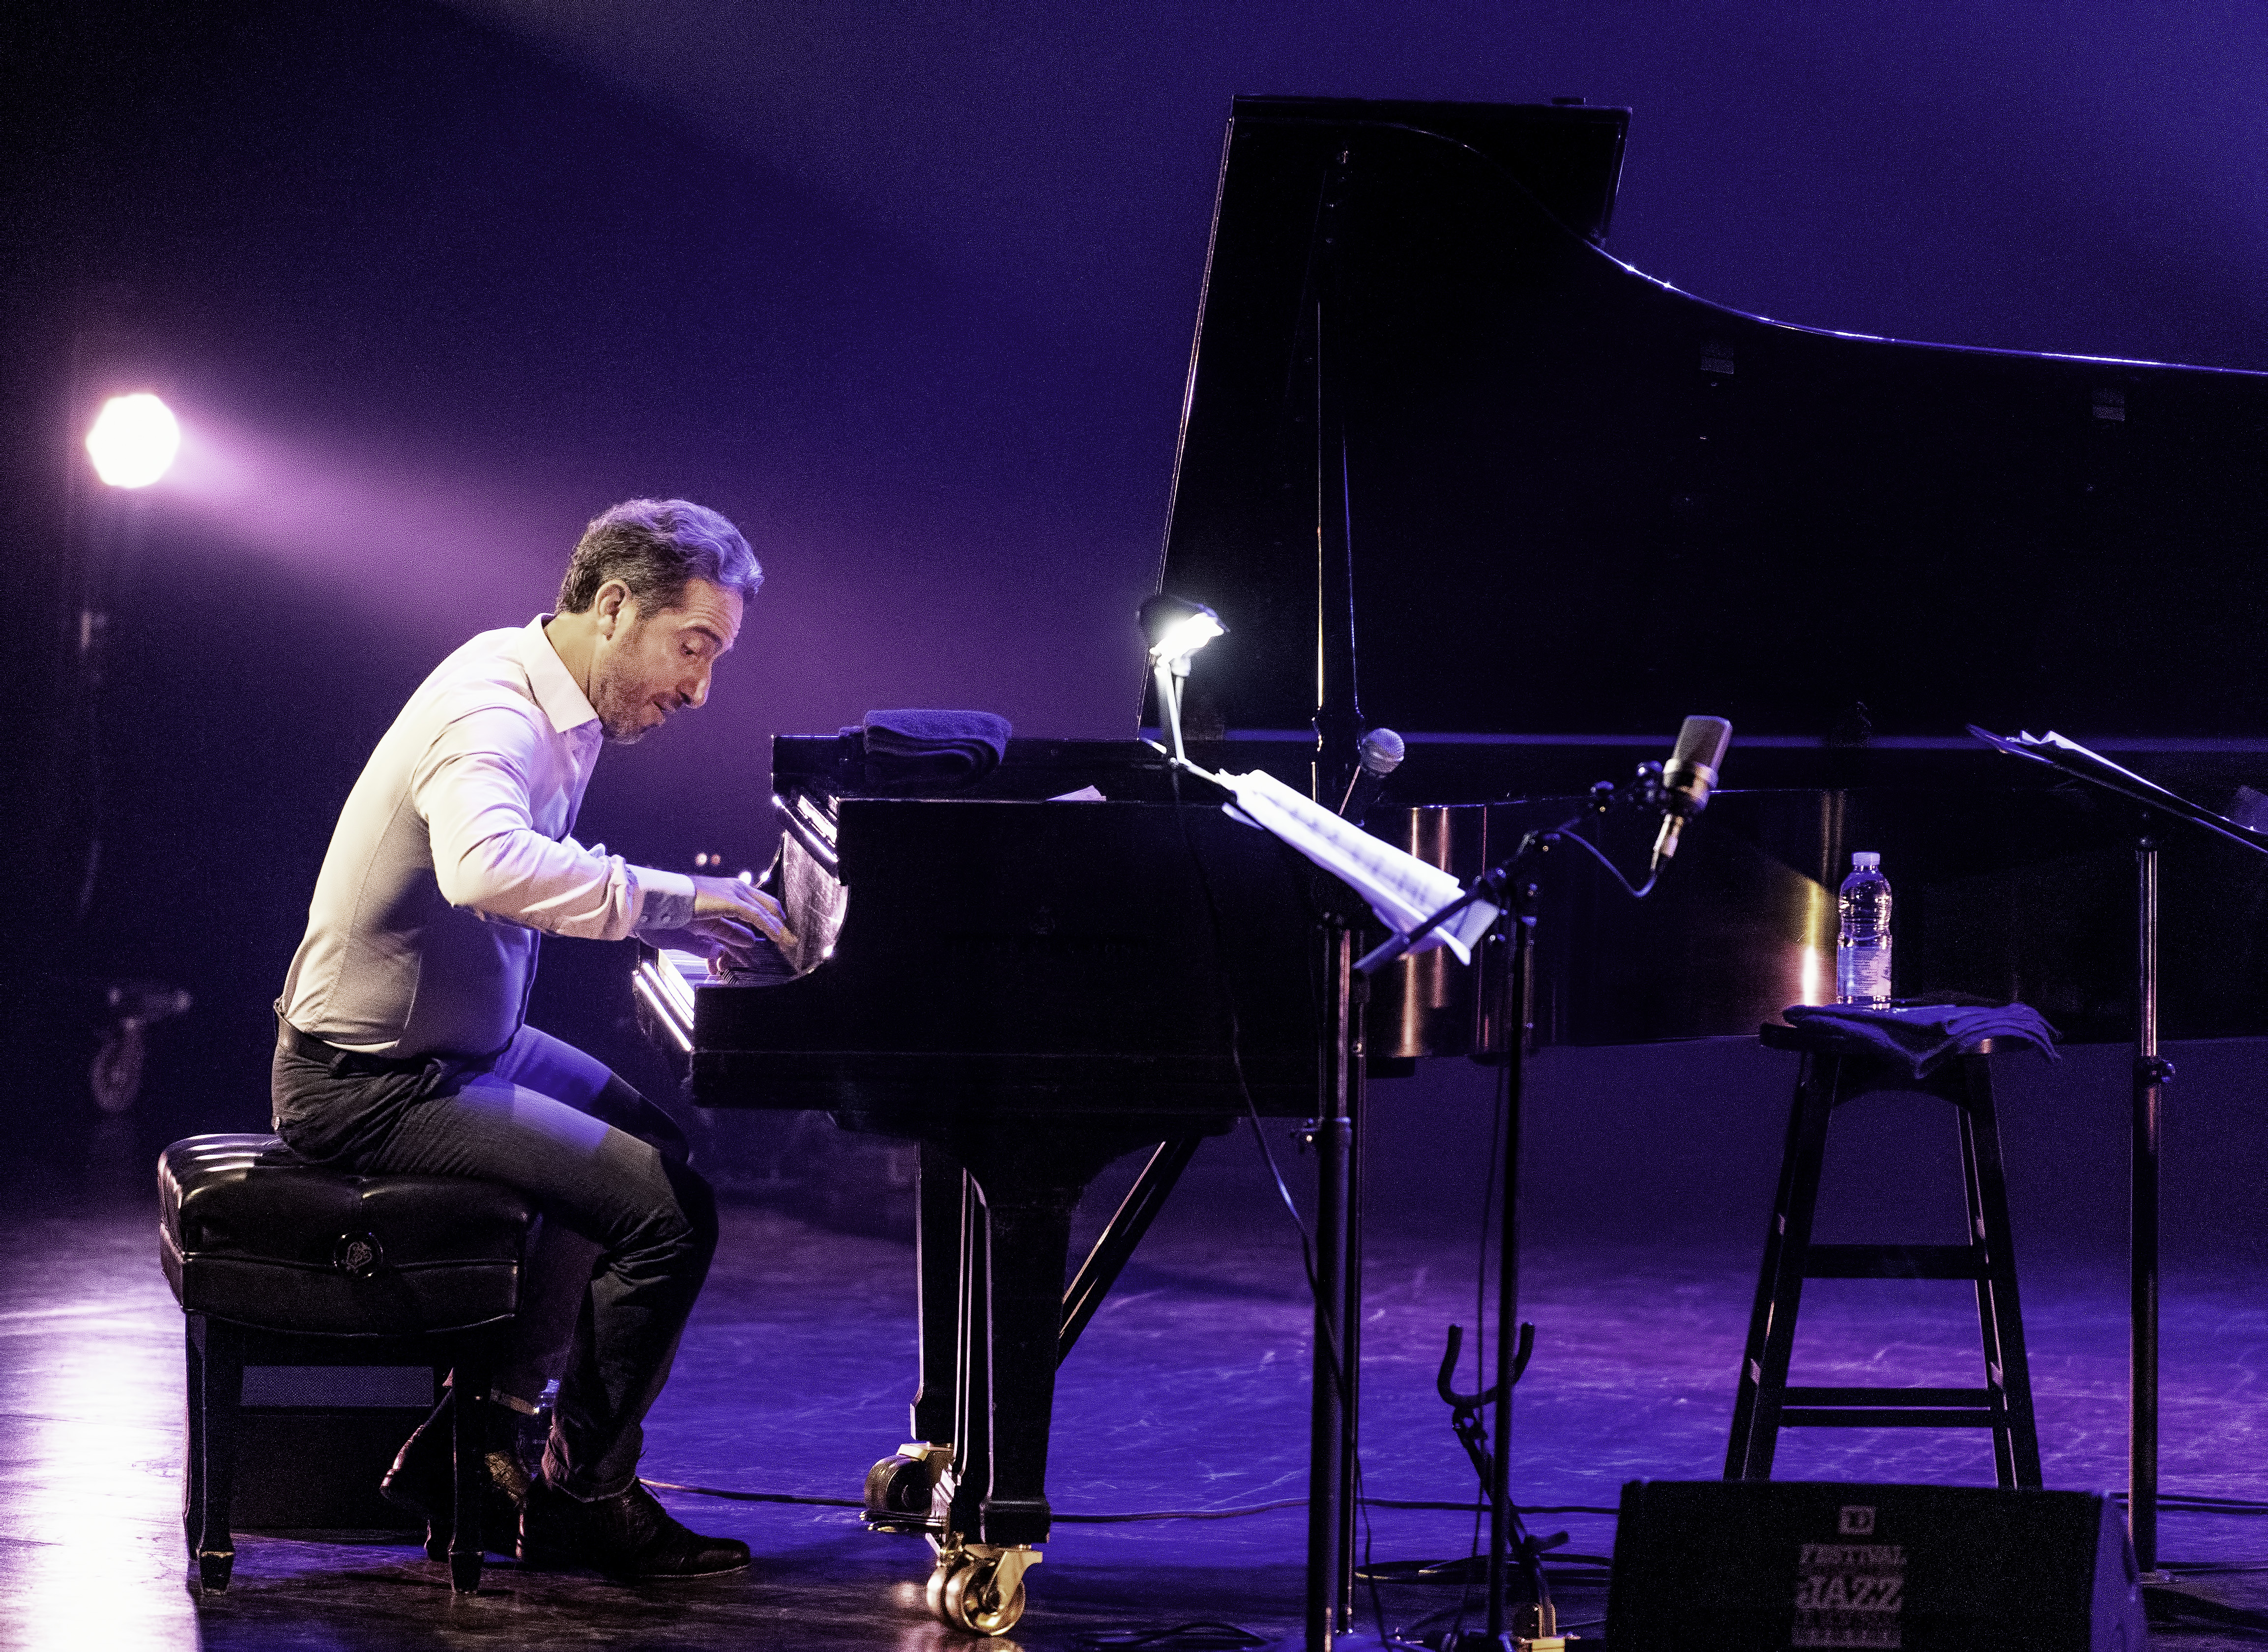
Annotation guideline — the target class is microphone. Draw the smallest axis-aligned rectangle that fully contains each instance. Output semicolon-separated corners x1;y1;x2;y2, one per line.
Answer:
1337;727;1406;822
1651;715;1733;868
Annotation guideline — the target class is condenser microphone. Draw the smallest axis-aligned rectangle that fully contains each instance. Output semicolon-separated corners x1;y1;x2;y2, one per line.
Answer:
1337;727;1406;822
1651;715;1733;869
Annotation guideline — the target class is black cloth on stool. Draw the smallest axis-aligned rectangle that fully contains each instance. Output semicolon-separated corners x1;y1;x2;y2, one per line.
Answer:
1779;1000;2060;1077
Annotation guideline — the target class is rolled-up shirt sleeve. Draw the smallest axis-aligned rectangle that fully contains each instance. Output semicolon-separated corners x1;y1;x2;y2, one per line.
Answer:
632;872;698;935
413;705;679;941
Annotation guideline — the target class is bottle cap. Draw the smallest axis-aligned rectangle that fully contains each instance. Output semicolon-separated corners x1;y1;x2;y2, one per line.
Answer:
1852;851;1881;870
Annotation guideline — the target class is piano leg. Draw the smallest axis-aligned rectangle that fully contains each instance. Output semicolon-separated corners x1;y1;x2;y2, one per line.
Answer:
912;1141;960;1443
952;1154;1081;1546
920;1140;1111;1637
861;1144;967;1534
848;1116;1220;1635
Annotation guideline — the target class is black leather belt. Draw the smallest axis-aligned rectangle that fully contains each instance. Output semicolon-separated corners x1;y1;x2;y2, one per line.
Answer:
277;1019;434;1077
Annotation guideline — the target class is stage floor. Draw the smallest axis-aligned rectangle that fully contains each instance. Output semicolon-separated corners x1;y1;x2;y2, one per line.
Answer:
4;1139;2264;1650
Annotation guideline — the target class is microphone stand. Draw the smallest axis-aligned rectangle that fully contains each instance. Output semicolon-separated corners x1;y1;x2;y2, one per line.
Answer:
1356;772;1669;1652
1967;726;2268;1575
1361;834;1553;1650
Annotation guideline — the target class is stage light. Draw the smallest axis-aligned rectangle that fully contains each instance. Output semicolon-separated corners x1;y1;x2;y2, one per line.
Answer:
85;393;180;489
1139;593;1223;766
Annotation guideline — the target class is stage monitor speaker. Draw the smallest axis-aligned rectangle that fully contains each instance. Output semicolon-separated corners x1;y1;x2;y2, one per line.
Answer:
1607;1480;2143;1652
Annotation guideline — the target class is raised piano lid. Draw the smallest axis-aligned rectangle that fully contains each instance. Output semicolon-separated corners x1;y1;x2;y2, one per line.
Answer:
1142;96;2268;1048
1146;94;2268;768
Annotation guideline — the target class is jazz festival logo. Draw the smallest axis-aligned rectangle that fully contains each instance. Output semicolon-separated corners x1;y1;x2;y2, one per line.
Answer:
1792;1508;1907;1650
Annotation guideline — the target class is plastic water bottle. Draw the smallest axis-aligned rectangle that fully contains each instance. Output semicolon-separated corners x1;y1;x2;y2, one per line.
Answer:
1836;851;1893;1006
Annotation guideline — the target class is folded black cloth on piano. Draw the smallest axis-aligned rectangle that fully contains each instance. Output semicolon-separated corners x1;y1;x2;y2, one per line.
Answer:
1779;1001;2060;1077
849;709;1013;794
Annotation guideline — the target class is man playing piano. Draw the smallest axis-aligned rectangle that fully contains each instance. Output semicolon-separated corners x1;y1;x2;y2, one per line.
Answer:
270;498;791;1578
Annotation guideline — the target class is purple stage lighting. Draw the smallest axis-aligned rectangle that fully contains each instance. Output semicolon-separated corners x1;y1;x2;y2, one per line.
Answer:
85;393;180;489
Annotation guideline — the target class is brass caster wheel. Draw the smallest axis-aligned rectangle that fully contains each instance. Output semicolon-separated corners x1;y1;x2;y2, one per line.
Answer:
925;1552;967;1621
867;1453;935;1518
868;1442;954;1533
941;1553;1027;1636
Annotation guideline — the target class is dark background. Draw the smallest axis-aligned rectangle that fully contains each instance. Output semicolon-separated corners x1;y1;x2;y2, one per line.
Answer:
3;0;2265;1264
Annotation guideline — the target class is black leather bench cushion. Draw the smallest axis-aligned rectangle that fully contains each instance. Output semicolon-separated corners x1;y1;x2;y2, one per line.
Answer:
160;1134;535;1336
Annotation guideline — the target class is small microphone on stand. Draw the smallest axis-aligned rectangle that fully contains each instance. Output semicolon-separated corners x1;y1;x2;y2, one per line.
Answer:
1652;715;1733;869
1338;727;1405;822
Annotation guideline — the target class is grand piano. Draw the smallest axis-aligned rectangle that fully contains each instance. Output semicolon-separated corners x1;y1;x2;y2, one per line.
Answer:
635;95;2268;1634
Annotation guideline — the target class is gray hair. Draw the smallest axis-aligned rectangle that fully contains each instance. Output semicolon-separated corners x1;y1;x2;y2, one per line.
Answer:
557;498;763;616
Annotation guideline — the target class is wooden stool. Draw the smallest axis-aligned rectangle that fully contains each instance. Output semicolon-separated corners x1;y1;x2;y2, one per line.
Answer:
1724;1024;2043;1489
159;1134;534;1592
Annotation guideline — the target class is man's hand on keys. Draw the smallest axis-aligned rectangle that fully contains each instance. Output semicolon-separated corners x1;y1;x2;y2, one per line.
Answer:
683;874;798;971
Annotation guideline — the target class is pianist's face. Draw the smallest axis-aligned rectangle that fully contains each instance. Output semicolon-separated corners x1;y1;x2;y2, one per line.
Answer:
590;576;744;744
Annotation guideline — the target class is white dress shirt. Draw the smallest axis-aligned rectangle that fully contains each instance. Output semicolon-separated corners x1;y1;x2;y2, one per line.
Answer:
279;616;698;1058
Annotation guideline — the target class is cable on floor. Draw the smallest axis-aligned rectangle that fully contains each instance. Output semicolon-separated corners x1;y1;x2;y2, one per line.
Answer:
640;1479;1616;1523
2141;1581;2268;1635
1070;1622;1271;1650
2115;1491;2268;1514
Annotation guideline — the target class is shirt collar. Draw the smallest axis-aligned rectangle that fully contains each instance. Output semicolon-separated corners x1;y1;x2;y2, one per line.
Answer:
517;615;601;736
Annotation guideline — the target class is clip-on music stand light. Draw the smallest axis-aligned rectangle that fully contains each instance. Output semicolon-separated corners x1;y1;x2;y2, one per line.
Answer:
1139;593;1382;1652
1141;594;1224;766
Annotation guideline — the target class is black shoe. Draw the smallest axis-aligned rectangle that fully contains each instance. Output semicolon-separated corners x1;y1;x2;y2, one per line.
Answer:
520;1477;752;1579
378;1391;530;1561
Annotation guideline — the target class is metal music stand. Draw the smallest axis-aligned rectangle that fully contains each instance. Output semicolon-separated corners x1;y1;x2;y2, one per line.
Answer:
1355;845;1554;1652
1222;769;1558;1652
1354;776;1672;1652
1969;725;2268;1574
1158;760;1380;1652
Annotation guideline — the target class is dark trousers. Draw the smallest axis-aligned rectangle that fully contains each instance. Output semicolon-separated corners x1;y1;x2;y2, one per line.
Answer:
272;1023;718;1498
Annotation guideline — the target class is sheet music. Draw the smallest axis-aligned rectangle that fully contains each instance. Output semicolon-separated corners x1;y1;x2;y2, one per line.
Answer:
1968;725;2268;854
1208;766;1499;963
1999;728;2188;801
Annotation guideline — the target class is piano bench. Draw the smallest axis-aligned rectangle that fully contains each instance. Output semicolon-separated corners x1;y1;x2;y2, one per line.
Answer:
158;1134;535;1594
1724;1026;2043;1490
